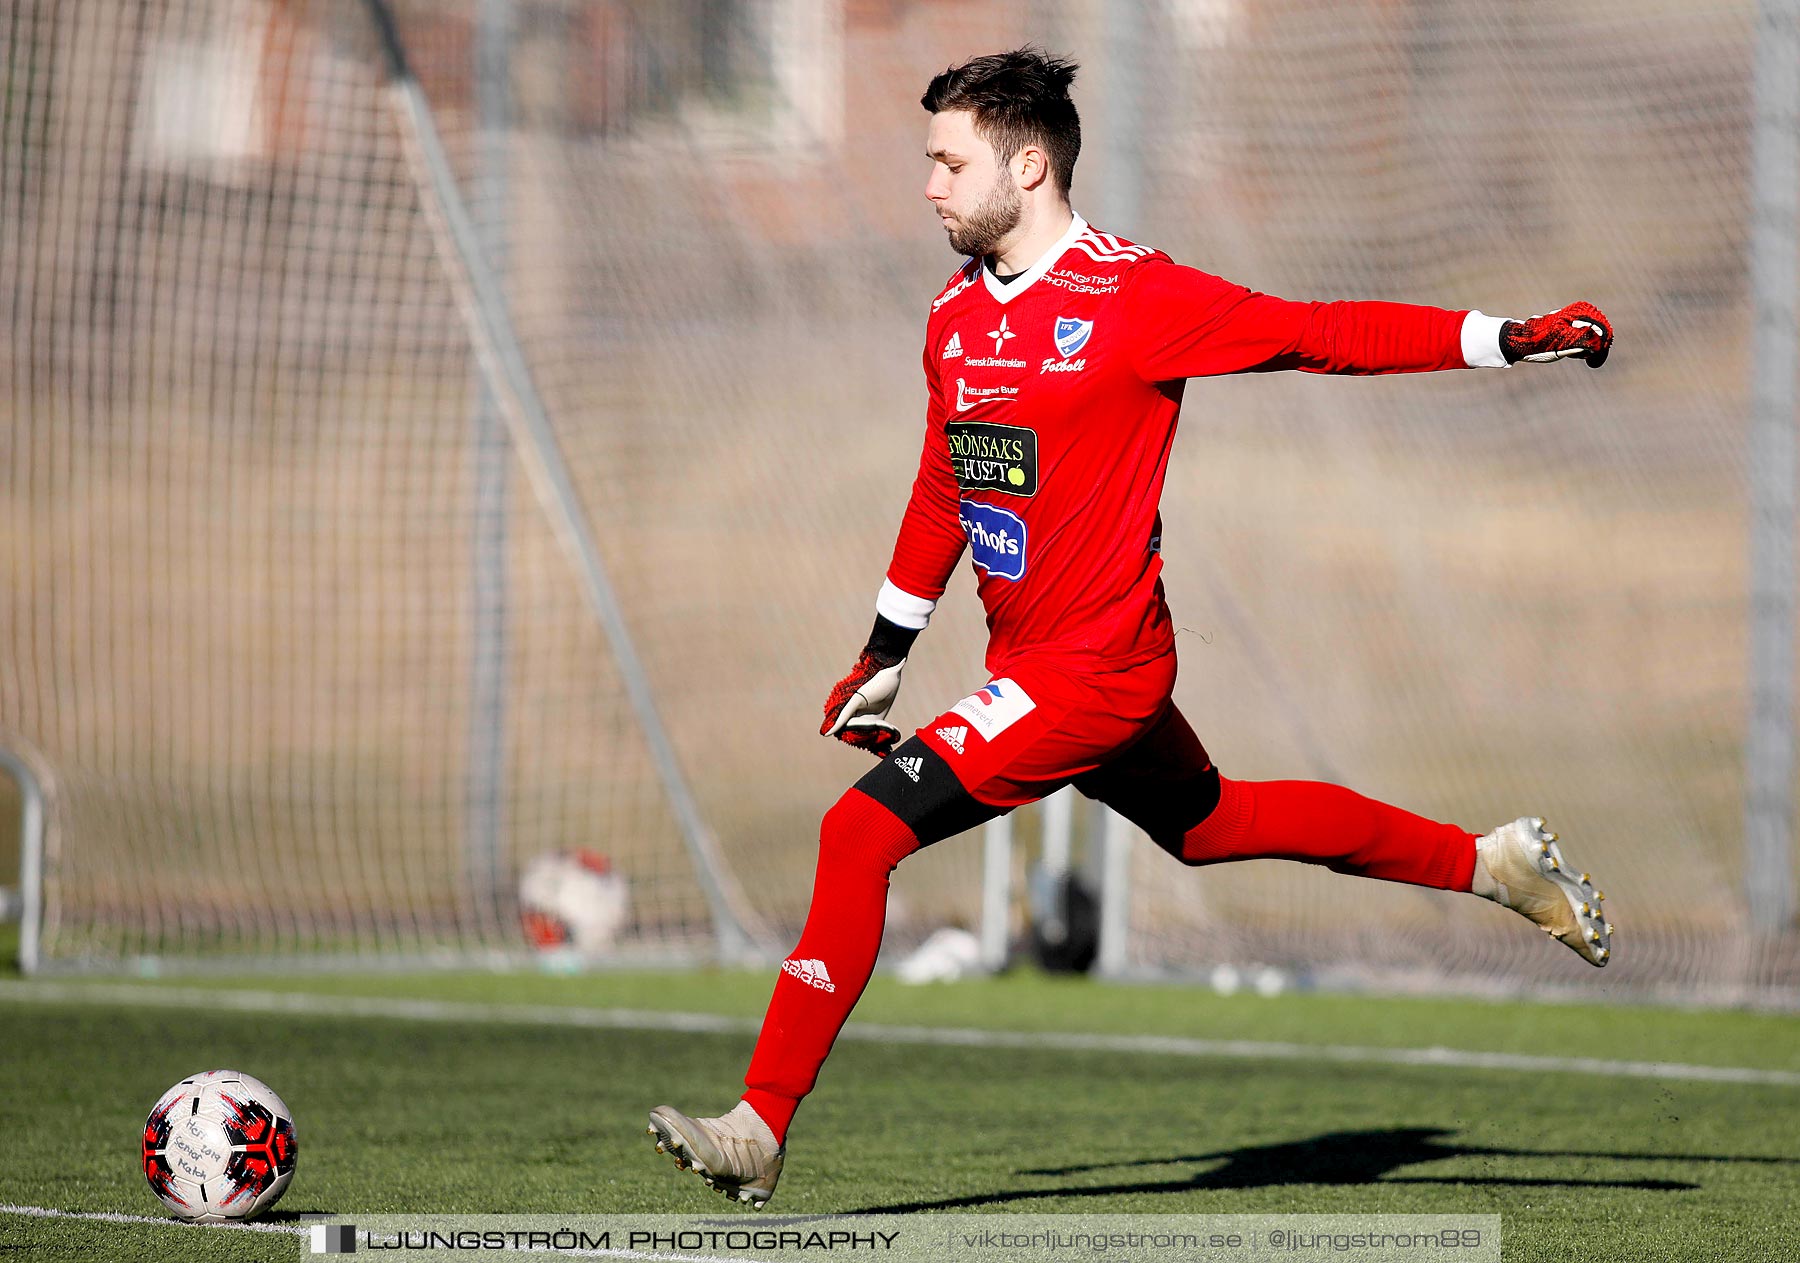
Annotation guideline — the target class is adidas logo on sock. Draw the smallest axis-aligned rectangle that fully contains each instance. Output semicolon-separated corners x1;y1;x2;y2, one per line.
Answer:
934;725;967;754
781;956;837;992
894;755;923;782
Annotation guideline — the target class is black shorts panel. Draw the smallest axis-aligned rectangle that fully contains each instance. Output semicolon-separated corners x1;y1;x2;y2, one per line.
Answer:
1072;701;1220;847
853;736;1006;847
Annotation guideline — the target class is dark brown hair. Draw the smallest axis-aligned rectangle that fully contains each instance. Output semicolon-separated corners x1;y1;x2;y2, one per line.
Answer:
921;48;1081;199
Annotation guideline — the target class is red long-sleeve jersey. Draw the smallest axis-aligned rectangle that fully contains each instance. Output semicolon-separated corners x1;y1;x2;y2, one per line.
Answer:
884;215;1494;672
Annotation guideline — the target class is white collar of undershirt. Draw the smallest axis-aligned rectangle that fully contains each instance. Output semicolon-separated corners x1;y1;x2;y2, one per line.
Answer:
980;212;1087;305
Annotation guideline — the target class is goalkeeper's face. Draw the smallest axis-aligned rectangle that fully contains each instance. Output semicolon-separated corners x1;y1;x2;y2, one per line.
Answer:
924;110;1022;259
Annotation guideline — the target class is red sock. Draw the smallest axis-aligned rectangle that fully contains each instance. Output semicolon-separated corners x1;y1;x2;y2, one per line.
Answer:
1181;776;1476;890
742;789;920;1145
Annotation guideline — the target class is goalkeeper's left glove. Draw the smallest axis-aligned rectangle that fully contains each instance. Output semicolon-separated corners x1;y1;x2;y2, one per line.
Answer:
1500;301;1613;368
821;614;920;758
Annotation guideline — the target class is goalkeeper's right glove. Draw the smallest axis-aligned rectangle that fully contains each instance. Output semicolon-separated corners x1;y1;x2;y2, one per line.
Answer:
1500;301;1613;368
821;614;920;758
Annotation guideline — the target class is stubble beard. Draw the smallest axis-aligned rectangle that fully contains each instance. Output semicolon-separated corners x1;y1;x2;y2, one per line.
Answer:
944;175;1022;259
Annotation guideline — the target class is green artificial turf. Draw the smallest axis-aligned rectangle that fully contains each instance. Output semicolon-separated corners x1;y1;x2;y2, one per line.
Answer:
2;969;1796;1261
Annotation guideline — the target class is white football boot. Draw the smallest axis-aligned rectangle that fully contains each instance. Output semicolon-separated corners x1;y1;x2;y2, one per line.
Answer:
647;1101;784;1209
1472;817;1612;966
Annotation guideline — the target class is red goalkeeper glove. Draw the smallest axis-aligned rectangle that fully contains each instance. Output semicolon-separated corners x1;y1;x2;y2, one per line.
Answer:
1500;301;1613;368
821;615;920;758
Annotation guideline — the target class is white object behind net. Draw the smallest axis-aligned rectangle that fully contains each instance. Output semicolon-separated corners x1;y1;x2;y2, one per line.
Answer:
2;0;1794;998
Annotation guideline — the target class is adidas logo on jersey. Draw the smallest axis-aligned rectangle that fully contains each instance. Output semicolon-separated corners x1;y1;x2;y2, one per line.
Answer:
943;332;963;359
894;755;923;782
781;957;837;993
935;725;967;754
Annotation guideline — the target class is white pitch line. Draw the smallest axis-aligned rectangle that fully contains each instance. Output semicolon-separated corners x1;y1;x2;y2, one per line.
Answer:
4;979;1799;1087
0;1203;302;1236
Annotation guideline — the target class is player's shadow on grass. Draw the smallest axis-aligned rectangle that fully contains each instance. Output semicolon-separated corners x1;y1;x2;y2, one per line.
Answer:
849;1127;1714;1213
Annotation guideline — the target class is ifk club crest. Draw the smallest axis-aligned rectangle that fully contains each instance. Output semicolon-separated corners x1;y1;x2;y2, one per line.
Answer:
1053;316;1093;358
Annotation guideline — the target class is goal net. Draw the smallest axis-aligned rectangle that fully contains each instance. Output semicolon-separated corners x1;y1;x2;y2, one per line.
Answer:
1105;0;1793;1003
3;0;1794;1000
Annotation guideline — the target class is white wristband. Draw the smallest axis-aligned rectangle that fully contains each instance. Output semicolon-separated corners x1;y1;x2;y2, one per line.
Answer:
1461;310;1511;369
876;579;936;631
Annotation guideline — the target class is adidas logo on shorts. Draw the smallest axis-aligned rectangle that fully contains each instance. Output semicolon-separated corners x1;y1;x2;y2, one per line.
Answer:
894;755;923;782
782;957;836;992
935;725;968;754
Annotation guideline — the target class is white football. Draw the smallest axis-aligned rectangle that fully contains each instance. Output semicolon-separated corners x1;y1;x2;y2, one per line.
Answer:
141;1069;297;1222
518;848;631;955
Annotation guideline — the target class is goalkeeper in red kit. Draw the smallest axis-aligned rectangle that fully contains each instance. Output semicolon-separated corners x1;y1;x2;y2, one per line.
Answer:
648;48;1615;1209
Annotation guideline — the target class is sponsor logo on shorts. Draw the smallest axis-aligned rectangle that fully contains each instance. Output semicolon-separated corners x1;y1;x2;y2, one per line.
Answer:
782;957;837;992
958;500;1028;580
934;725;968;754
947;421;1036;496
950;678;1036;741
893;755;923;782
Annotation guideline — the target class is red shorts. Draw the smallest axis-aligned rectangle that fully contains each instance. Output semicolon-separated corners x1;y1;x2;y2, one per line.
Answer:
913;652;1207;812
853;652;1457;881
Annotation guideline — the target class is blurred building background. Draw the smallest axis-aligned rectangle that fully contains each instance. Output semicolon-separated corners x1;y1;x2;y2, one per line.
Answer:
1;0;1794;1001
